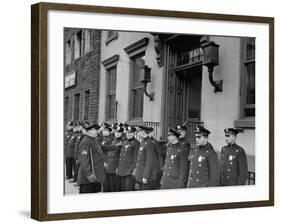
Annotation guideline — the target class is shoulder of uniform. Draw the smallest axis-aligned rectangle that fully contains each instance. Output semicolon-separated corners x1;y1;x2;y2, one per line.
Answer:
235;144;246;154
221;145;228;151
134;139;140;145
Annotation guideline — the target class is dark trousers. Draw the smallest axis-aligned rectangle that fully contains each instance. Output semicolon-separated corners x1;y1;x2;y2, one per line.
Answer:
103;173;119;192
65;157;74;179
73;162;80;181
139;180;157;190
119;175;135;191
79;183;101;193
155;171;163;189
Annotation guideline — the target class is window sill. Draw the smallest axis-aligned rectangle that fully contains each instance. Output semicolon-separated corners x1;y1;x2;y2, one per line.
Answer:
105;32;118;46
234;117;255;128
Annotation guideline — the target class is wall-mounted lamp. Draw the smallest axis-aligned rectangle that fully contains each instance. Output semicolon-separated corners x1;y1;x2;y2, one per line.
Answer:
201;39;223;92
140;65;154;101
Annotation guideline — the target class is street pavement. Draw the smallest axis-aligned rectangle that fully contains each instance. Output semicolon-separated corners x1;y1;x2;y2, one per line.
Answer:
65;179;79;195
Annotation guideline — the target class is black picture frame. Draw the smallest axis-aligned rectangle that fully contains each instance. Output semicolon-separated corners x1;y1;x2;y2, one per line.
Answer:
31;2;274;221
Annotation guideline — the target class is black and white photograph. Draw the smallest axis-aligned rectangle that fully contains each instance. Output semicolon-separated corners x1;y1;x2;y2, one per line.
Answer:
63;28;255;195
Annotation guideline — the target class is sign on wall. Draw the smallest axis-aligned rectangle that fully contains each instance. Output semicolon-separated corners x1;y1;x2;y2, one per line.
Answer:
65;71;76;88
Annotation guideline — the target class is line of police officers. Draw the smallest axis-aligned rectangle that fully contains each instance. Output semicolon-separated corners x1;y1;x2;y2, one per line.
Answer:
65;121;248;194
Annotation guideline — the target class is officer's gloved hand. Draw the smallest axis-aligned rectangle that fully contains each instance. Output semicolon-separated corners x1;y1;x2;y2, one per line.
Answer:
142;178;148;184
87;174;97;183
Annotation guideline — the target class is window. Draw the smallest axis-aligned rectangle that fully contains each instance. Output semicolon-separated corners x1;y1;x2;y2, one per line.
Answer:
105;30;118;45
131;53;145;119
74;30;82;59
243;38;255;117
84;90;90;120
234;37;255;128
64;96;69;121
74;93;80;121
65;40;71;65
106;66;117;120
84;30;91;54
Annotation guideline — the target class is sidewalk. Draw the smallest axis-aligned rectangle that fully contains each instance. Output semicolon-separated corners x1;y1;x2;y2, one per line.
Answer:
65;179;79;195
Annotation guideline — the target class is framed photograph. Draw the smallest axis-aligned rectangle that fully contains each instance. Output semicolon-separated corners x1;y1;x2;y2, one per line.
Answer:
31;2;274;221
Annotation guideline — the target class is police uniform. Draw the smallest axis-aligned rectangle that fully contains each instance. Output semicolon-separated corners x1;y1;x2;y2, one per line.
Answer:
117;126;140;191
148;127;164;189
161;128;189;189
220;128;248;186
135;126;160;190
77;124;105;193
176;125;191;149
188;127;220;188
102;127;124;192
65;130;78;179
72;131;84;182
100;129;114;192
176;124;191;185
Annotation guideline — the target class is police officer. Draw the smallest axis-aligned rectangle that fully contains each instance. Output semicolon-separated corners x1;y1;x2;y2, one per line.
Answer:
187;126;220;188
117;125;140;191
65;122;78;180
176;124;191;185
102;125;124;192
65;121;73;148
64;121;73;171
161;128;189;189
134;125;160;190
176;124;191;150
148;127;164;189
100;123;114;192
220;128;248;186
77;123;105;193
71;122;84;183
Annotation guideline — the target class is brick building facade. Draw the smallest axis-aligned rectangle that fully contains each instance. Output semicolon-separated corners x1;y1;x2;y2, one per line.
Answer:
64;28;101;123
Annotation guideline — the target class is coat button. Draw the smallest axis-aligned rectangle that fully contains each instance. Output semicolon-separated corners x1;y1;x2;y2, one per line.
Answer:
227;176;230;179
228;168;230;172
196;179;199;182
196;171;199;174
199;164;202;167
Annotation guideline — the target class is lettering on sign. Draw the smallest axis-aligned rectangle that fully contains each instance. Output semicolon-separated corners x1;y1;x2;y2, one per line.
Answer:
65;71;76;88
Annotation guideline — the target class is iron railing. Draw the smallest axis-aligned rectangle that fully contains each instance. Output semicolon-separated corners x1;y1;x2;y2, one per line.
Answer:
247;171;255;185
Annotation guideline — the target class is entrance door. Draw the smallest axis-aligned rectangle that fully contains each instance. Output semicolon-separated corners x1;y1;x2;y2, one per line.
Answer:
177;66;202;123
162;34;203;139
167;66;202;130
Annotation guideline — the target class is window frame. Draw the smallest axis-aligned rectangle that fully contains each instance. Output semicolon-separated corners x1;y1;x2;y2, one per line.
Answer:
124;37;149;122
105;30;118;45
74;30;82;60
234;37;255;128
83;90;90;120
73;93;80;121
84;29;91;55
129;52;145;120
101;55;120;122
65;39;72;65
